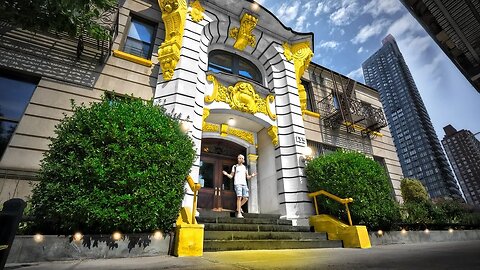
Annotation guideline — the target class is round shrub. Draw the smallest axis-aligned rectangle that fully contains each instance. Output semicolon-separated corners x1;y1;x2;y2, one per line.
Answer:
29;97;195;234
400;178;429;203
305;150;400;230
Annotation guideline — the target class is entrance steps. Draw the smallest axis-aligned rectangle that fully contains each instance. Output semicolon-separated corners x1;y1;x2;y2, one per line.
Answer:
197;210;343;251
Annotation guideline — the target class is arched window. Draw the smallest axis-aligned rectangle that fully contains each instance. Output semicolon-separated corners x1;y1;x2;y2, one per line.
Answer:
208;50;262;84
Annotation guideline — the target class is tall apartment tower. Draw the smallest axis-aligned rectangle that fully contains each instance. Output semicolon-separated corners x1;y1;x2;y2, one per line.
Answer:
362;34;462;200
442;125;480;205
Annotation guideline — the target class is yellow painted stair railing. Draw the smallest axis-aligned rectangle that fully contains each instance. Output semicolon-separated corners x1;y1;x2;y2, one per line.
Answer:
308;190;371;249
174;175;204;257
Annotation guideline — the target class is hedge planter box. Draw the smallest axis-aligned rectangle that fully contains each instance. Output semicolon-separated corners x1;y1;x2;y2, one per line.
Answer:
6;234;171;263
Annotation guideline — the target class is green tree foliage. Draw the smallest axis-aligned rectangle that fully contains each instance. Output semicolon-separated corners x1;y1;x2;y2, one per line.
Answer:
400;178;429;203
29;97;195;234
0;0;116;39
305;150;400;230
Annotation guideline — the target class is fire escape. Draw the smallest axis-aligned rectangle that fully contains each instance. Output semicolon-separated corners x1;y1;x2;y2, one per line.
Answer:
317;72;387;138
0;4;119;65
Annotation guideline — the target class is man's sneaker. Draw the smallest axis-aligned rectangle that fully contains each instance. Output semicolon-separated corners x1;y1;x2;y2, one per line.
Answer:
236;212;244;218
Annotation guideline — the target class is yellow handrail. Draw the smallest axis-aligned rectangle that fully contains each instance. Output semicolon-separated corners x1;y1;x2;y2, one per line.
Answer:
307;190;354;226
186;175;201;224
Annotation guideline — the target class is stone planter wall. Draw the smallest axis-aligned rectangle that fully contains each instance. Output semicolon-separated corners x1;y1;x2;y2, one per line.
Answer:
369;230;480;246
6;234;171;263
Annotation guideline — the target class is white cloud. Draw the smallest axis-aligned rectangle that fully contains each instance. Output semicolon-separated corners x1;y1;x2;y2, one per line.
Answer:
295;14;308;31
352;19;390;44
347;67;364;82
357;47;364;53
329;0;360;26
314;1;332;16
363;0;403;16
319;40;340;49
276;2;301;23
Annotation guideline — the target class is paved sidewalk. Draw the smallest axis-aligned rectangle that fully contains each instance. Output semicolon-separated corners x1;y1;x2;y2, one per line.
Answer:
6;240;480;269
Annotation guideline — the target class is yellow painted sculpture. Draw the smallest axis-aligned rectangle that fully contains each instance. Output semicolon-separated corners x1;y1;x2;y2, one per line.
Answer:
230;13;258;51
283;42;313;114
157;0;187;80
188;0;204;22
205;75;276;120
267;125;278;146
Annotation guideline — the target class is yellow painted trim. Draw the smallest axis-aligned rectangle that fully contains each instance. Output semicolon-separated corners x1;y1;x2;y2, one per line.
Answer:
189;0;204;22
343;121;384;137
248;154;258;163
229;13;258;51
174;222;204;256
205;74;276;121
267;125;278;146
202;121;255;145
157;0;187;80
310;215;371;249
112;50;153;67
304;110;320;118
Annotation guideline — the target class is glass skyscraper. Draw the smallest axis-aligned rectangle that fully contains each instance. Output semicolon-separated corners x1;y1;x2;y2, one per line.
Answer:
362;34;462;200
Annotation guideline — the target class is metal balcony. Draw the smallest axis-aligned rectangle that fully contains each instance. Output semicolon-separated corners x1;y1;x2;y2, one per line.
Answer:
317;93;387;137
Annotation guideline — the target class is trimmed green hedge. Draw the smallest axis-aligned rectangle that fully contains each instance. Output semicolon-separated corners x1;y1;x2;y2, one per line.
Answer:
305;150;400;229
29;96;195;234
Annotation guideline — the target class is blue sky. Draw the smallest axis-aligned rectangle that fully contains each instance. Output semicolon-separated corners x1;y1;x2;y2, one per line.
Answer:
255;0;480;141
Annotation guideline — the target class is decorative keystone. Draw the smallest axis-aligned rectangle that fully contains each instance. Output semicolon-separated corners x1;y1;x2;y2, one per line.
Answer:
229;13;258;51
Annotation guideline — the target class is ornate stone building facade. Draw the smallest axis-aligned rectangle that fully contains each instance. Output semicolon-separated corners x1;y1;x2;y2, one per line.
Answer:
0;0;402;225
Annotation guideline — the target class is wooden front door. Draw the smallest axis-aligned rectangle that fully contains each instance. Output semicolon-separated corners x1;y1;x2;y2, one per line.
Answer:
198;156;237;211
198;138;246;212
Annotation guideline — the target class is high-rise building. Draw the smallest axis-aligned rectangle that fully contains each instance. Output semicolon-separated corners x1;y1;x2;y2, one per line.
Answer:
399;0;480;93
362;34;462;200
442;125;480;205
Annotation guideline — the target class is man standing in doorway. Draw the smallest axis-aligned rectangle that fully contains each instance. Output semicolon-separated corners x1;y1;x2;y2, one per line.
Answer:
222;154;256;218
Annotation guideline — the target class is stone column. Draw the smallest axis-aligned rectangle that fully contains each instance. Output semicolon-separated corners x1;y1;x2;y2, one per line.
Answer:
248;153;259;213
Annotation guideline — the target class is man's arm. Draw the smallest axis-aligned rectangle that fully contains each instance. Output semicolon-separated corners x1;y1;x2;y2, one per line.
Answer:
222;165;235;179
246;171;257;180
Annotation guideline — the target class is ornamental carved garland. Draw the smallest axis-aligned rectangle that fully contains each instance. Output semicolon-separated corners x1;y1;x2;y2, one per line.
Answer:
157;0;187;81
283;42;313;114
188;0;204;23
229;13;258;51
205;75;276;121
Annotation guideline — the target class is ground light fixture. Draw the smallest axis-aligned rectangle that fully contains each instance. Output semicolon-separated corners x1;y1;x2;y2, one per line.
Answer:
33;233;44;243
424;228;430;234
377;230;383;236
73;232;83;241
153;230;163;240
401;228;407;234
448;228;454;233
112;231;122;241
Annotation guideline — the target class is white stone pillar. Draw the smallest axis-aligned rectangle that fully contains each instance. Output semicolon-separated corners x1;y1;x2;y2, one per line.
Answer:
248;153;259;213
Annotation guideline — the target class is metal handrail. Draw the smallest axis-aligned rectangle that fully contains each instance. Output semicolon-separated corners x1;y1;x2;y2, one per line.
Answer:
308;190;354;226
186;175;201;224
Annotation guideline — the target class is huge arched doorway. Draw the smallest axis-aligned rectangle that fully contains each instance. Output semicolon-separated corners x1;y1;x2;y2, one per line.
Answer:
198;138;246;212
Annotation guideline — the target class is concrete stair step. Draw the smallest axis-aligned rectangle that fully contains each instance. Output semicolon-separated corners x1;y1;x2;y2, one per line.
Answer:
197;210;281;220
197;216;292;225
203;223;311;232
204;231;328;241
204;239;343;251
